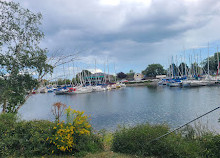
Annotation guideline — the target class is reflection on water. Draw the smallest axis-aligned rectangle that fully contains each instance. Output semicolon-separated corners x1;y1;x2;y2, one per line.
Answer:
19;86;220;131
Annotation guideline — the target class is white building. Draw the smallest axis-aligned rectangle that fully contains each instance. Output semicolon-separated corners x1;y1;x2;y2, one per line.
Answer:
156;75;167;79
134;73;144;81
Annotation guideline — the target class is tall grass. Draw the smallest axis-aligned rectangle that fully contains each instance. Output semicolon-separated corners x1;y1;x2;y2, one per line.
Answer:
112;123;220;157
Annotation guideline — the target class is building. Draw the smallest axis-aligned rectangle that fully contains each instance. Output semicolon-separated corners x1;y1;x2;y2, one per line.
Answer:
156;75;167;79
134;73;144;81
84;73;115;85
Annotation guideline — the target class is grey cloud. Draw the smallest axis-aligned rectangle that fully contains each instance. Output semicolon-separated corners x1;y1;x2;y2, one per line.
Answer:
12;0;220;72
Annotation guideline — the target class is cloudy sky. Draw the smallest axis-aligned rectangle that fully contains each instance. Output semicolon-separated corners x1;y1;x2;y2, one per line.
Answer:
13;0;220;74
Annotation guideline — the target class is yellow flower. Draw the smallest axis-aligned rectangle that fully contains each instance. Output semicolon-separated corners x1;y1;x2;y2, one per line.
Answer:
60;146;65;151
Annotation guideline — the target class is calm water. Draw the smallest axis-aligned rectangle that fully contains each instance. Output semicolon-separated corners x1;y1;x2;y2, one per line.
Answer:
19;86;220;131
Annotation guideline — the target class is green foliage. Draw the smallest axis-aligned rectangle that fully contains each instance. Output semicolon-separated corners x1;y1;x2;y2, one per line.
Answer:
47;107;103;155
57;79;72;85
202;52;220;74
0;112;104;157
201;134;220;157
75;133;104;154
178;62;189;76
112;123;170;156
76;70;92;80
0;113;55;157
126;70;135;81
0;1;53;113
117;72;127;79
142;64;166;77
111;123;217;158
0;74;39;113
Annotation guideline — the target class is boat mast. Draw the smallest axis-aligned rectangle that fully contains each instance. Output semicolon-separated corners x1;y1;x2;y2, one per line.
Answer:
208;42;210;77
181;55;183;77
216;46;219;80
107;59;110;82
184;49;186;77
200;50;202;76
95;59;97;85
63;61;66;86
171;56;174;78
104;62;106;84
114;63;116;82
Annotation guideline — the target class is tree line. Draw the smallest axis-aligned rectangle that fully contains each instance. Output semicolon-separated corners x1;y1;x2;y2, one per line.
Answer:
117;53;220;80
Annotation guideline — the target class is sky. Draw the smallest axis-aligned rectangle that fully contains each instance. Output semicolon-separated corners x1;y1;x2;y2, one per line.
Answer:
12;0;220;76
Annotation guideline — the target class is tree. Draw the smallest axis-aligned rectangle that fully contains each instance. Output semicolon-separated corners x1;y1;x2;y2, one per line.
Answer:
0;1;52;113
117;72;127;79
126;70;135;81
202;52;220;75
142;64;165;77
76;70;92;79
167;64;178;77
178;62;189;76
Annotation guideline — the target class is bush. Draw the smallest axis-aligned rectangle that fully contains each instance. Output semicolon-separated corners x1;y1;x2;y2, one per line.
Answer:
112;123;169;156
201;134;220;157
163;133;201;157
0;112;104;157
112;123;203;157
75;133;104;154
0;113;55;157
47;107;104;155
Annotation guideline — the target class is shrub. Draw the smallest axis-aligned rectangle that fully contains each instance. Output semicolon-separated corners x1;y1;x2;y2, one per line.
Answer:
0;110;104;157
201;134;220;157
163;133;201;157
112;123;203;157
48;107;103;155
0;113;55;157
112;123;169;156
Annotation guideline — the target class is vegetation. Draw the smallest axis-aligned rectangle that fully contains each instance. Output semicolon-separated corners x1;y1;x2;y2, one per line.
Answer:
0;1;52;113
117;72;127;79
0;106;104;157
76;70;92;79
111;123;220;158
126;70;135;81
202;52;220;74
0;113;55;157
2;110;220;157
178;62;189;76
142;64;166;77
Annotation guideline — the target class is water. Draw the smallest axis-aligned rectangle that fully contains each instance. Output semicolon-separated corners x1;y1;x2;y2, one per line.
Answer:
19;86;220;131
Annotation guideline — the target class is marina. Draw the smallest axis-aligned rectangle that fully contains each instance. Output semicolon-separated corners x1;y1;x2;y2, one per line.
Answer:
20;86;220;131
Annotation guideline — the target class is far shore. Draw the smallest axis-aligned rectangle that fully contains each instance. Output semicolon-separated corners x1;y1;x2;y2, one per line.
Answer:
125;80;158;87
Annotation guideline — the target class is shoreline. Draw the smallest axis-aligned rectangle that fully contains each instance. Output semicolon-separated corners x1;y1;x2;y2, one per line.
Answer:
125;80;158;87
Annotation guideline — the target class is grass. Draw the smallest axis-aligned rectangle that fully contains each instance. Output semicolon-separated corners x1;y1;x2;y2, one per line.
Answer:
28;152;137;158
83;151;137;158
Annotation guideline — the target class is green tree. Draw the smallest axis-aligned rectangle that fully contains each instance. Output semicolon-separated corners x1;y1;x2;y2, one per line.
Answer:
202;52;220;75
0;1;52;113
167;64;178;77
178;62;189;76
117;72;127;79
76;70;92;79
126;70;135;80
142;64;165;77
